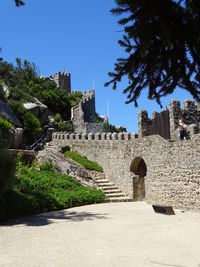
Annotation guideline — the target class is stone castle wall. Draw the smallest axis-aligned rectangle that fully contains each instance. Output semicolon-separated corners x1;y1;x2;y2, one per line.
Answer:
169;99;200;139
53;71;71;93
139;99;200;140
52;132;200;211
71;90;103;134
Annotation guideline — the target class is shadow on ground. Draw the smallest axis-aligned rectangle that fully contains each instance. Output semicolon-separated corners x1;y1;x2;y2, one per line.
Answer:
1;209;109;227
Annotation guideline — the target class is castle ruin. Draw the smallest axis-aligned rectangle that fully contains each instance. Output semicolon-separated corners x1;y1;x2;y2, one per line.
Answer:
71;90;106;134
52;98;200;212
53;70;71;93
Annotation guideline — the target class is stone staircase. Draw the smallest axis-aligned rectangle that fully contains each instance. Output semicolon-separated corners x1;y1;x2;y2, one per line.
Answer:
95;176;133;202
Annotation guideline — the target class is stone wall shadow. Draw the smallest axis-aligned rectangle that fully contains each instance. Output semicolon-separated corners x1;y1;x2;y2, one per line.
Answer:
1;208;109;227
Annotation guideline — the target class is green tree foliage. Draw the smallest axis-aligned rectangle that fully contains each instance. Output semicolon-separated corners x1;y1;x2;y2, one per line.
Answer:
15;0;25;7
22;112;42;144
54;113;61;122
8;100;42;144
102;122;125;133
0;148;16;199
0;160;105;222
105;0;200;107
0;116;12;147
58;121;73;132
0;59;80;120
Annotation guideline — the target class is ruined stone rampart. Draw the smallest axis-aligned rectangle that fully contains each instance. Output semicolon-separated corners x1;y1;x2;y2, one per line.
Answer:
52;132;200;211
139;99;200;140
170;99;200;139
71;90;101;133
53;71;71;93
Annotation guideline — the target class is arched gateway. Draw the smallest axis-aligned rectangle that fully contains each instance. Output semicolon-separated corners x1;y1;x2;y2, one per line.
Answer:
130;157;147;201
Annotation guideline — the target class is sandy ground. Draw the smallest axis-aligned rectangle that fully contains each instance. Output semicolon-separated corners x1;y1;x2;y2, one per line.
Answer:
0;202;200;267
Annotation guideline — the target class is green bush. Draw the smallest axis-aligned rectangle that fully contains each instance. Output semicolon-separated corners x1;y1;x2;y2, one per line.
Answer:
0;116;12;134
67;91;82;107
36;89;71;120
54;113;61;122
58;121;73;132
0;161;105;222
0;116;12;146
65;151;103;172
22;112;42;144
0;148;16;199
7;100;42;144
8;99;26;117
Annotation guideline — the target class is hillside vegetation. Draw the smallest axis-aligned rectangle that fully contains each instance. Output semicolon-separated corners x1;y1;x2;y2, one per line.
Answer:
0;157;105;222
65;151;103;172
0;58;82;144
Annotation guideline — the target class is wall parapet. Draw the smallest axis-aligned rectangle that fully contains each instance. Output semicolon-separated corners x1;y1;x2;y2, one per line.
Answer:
52;132;138;142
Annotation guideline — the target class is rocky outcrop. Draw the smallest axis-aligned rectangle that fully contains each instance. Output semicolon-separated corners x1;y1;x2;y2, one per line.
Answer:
0;100;21;127
9;127;24;149
36;145;97;188
23;98;49;125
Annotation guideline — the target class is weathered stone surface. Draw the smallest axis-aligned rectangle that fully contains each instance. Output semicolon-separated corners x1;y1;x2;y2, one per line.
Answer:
9;127;24;149
71;90;104;134
23;98;49;125
36;145;97;188
0;100;21;127
52;133;200;212
46;128;56;142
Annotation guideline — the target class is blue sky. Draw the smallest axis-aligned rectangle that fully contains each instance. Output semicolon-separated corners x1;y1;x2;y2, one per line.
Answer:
1;0;192;132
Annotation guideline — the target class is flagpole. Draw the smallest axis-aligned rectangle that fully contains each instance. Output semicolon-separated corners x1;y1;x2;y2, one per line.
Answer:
107;98;110;132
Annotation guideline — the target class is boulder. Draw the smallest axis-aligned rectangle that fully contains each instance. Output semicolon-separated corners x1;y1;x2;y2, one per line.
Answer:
36;145;97;188
9;127;24;149
0;100;22;127
23;98;49;125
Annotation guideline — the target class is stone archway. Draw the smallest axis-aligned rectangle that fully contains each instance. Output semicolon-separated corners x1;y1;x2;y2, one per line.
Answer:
130;157;147;201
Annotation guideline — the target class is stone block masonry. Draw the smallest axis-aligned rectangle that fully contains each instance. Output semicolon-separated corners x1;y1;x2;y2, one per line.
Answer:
52;132;200;212
139;99;200;140
71;90;102;134
53;71;71;93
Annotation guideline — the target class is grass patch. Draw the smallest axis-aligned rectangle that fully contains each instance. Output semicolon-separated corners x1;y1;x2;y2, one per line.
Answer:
65;151;103;172
0;161;105;222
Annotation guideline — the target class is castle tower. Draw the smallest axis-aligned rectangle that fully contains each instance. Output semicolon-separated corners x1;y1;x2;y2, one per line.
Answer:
53;69;71;94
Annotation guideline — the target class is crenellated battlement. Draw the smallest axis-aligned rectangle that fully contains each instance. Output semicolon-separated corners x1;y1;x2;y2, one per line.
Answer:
53;70;71;93
71;89;97;133
81;90;95;104
52;132;138;142
138;98;200;140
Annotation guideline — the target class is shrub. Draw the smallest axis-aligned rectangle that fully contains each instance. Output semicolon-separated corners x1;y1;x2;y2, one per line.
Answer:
22;112;42;144
0;148;16;199
0;116;12;134
8;99;42;144
0;160;105;222
58;121;73;132
65;151;103;172
36;89;71;120
54;113;61;122
0;116;12;146
67;91;82;107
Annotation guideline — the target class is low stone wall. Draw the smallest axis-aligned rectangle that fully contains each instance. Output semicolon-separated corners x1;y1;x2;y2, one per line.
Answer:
85;123;103;134
8;149;36;163
52;132;200;211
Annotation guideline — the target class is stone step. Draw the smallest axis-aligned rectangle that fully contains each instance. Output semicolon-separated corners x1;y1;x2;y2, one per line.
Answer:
96;179;110;183
97;182;115;187
104;192;126;197
95;177;133;203
99;185;119;190
105;197;133;203
101;189;123;194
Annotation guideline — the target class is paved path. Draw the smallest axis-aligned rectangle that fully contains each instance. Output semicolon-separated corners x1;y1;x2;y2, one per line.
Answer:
1;202;200;267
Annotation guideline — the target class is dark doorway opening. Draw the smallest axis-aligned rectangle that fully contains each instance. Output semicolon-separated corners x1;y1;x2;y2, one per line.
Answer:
130;157;147;201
